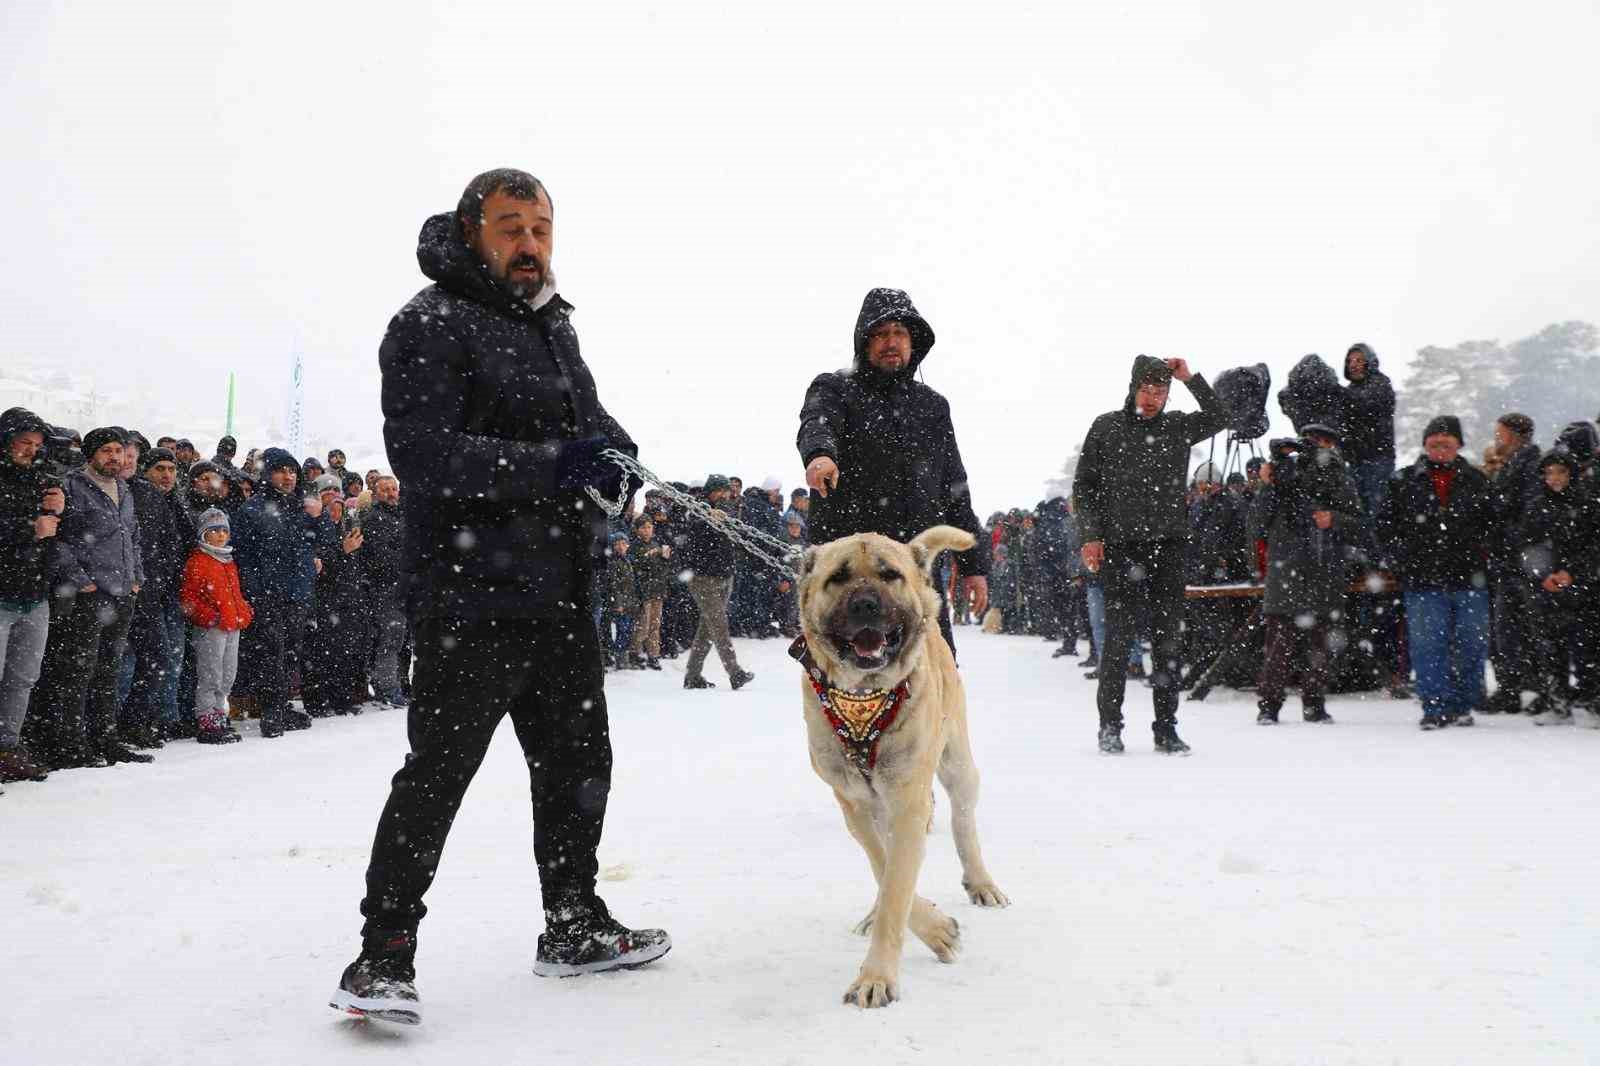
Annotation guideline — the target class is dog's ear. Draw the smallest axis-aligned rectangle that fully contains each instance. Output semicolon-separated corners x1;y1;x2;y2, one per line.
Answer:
907;525;976;578
799;546;818;579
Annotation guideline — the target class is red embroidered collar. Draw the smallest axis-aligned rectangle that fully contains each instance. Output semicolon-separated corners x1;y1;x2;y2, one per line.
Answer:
788;635;910;778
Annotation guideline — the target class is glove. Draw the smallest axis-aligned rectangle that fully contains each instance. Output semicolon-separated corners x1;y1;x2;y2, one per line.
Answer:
556;437;614;492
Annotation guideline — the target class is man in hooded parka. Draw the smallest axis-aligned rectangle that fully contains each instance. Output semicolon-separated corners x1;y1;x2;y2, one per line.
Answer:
796;288;990;654
1072;356;1227;755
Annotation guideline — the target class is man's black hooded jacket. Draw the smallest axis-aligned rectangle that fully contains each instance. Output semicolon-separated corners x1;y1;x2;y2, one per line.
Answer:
379;212;636;620
795;288;988;576
1073;356;1227;545
1342;344;1396;463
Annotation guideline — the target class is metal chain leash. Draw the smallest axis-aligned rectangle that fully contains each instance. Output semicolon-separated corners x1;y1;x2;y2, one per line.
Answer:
584;449;803;574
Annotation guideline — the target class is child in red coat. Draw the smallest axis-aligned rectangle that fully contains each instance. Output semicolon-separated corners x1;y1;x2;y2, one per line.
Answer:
180;508;254;744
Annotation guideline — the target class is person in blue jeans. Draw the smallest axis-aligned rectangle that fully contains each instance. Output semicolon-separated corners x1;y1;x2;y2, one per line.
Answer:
1377;415;1496;729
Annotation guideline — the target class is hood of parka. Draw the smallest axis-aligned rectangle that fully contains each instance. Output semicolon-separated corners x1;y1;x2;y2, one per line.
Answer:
851;288;935;384
1;407;50;452
1123;354;1174;419
1344;342;1381;381
415;212;562;319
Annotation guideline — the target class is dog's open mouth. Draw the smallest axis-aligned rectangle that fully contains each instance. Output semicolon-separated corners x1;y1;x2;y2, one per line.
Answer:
833;625;906;670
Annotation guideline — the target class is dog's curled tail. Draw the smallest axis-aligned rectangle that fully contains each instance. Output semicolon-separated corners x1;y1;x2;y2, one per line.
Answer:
908;525;977;575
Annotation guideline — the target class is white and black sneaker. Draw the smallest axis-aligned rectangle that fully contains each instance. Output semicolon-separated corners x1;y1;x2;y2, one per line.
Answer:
329;931;421;1026
533;899;672;978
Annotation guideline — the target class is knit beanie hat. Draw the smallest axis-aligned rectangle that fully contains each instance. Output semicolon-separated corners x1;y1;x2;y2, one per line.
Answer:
258;447;299;477
1539;450;1579;477
1422;415;1464;445
704;474;731;493
1191;461;1221;486
82;426;126;458
188;459;222;481
314;473;342;495
198;507;231;535
1496;413;1534;439
608;531;629;548
142;447;177;471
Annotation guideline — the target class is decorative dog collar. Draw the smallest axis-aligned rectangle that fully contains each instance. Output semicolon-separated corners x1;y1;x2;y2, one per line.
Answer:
788;635;910;778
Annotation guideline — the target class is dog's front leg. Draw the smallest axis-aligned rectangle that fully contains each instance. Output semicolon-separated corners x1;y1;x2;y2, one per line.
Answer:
844;782;932;1008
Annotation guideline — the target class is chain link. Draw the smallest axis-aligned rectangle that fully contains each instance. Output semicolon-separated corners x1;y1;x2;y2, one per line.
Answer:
584;449;802;575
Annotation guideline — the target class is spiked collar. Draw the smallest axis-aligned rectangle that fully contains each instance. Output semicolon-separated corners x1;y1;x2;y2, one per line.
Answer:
789;635;910;778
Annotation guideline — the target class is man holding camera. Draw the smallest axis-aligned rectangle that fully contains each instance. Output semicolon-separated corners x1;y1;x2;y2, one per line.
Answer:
1252;425;1363;725
1073;355;1227;755
0;408;64;784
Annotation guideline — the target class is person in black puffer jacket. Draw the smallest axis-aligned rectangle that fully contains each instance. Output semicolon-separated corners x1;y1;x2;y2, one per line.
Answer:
1342;343;1397;515
797;288;990;656
1073;355;1227;754
124;448;196;744
1513;450;1600;720
1484;413;1543;713
337;170;666;1024
679;475;751;689
1376;416;1495;728
0;407;63;783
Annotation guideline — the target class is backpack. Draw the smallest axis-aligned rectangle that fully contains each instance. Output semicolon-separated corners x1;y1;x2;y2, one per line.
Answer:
1211;363;1272;440
1278;354;1346;436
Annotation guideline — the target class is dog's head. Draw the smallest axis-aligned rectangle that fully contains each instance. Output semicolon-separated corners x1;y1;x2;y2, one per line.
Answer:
797;525;976;688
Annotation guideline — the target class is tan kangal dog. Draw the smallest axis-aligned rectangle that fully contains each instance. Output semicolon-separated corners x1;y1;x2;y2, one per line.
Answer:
793;525;1009;1008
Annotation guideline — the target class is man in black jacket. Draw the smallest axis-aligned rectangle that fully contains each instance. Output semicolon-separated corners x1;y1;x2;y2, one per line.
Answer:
1376;416;1495;729
1342;343;1396;515
681;475;753;690
362;475;409;707
797;288;989;654
334;169;667;1026
124;448;195;745
1073;355;1227;754
1485;413;1541;713
0;408;63;784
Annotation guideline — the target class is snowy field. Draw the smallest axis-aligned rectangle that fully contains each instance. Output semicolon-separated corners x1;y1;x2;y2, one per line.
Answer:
7;630;1599;1065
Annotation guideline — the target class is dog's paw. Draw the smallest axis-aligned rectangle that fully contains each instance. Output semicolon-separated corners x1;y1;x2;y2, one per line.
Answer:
964;880;1011;908
914;911;961;963
851;908;876;936
843;969;899;1009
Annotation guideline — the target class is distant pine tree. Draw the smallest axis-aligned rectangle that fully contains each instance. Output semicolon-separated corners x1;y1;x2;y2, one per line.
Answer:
1395;339;1506;454
1500;321;1600;444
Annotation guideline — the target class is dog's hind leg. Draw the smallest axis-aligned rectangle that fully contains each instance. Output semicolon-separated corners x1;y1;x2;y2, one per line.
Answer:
937;728;1011;908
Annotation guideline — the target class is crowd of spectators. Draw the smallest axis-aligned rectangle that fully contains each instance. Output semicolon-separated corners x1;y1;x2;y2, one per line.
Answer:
0;421;412;788
974;346;1599;731
3;345;1596;791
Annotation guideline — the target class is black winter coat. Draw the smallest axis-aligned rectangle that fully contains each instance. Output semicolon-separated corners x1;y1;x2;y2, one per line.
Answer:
796;289;988;576
681;503;737;579
0;457;51;607
231;486;319;608
1516;484;1600;598
379;212;636;621
359;501;406;596
1251;449;1364;617
1376;456;1494;591
1187;491;1253;586
1490;442;1542;571
630;539;675;600
1073;356;1228;544
128;479;194;604
1341;345;1396;463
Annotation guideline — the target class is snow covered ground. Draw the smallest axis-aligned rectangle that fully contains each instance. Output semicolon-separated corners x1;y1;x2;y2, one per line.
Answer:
7;630;1599;1065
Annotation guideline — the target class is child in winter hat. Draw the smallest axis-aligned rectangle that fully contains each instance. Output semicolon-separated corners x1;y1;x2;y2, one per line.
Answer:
180;508;253;745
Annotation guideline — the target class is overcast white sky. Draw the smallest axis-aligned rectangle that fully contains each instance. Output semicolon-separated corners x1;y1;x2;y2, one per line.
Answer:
5;1;1597;515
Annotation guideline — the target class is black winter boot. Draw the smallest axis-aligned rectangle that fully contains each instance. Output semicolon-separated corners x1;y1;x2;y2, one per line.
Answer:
330;929;420;1025
683;676;716;690
1153;722;1191;755
1097;723;1124;755
1302;704;1335;724
534;898;671;978
1256;701;1279;725
729;669;756;691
